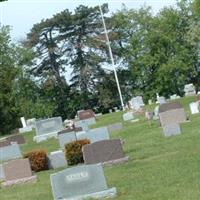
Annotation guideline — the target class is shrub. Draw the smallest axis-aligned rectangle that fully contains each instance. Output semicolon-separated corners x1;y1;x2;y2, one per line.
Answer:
24;149;49;172
65;139;90;166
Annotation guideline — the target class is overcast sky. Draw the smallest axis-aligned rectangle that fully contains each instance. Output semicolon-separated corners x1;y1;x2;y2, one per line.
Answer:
1;0;177;41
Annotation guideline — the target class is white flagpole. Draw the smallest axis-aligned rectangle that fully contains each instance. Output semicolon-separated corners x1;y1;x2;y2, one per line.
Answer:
99;4;125;111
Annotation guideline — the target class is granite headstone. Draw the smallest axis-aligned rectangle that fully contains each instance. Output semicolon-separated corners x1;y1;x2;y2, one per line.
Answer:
83;139;129;165
50;164;117;200
162;123;181;137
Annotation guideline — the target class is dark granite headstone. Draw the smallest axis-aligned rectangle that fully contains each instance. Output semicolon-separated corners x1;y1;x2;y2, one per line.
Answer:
78;109;95;120
0;135;25;147
0;139;10;148
83;139;128;165
159;102;183;113
58;127;83;135
7;134;26;145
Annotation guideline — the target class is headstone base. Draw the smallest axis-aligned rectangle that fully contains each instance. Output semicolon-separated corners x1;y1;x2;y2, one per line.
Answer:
19;126;32;134
131;119;139;123
2;175;37;187
103;156;129;166
33;132;58;143
60;187;117;200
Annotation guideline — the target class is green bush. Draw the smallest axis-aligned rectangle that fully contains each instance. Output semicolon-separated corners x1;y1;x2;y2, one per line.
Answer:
65;139;90;166
24;149;49;172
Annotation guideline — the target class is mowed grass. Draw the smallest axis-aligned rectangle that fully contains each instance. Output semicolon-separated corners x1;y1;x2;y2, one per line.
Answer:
0;96;200;200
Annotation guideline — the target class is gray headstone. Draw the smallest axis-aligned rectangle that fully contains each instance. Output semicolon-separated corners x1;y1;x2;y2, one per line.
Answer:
123;112;134;121
129;96;145;110
50;164;117;200
26;118;36;128
162;123;181;137
107;123;123;133
157;96;166;105
0;143;22;162
59;127;110;149
35;117;63;136
184;83;196;96
189;102;199;114
77;127;110;143
0;164;5;180
74;120;89;131
48;151;67;169
19;126;32;134
58;132;77;149
83;139;128;165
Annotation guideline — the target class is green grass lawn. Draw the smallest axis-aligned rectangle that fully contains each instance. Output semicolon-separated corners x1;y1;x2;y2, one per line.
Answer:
1;96;200;200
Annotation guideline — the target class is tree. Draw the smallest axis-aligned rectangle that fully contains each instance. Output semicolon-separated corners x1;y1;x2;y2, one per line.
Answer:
0;26;21;134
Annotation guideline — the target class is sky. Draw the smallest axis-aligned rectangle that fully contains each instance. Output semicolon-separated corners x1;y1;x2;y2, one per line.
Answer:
0;0;177;81
0;0;177;41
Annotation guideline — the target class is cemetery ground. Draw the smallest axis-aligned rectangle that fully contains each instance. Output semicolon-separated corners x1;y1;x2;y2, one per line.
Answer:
0;96;200;200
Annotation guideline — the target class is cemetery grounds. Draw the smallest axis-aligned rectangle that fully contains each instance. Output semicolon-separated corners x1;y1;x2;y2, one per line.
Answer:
0;96;200;200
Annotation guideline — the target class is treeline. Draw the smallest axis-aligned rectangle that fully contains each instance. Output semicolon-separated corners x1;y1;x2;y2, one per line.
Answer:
0;0;200;135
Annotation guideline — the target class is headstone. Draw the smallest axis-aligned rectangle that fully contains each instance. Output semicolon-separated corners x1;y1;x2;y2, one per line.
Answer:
0;164;5;180
48;150;67;169
162;123;181;137
107;123;123;133
123;112;134;121
78;109;95;120
129;96;145;110
189;102;199;114
74;120;89;131
77;127;110;143
6;134;26;145
50;164;117;200
0;143;22;162
0;135;25;147
170;94;180;100
59;127;110;149
20;117;27;128
0;139;10;148
109;109;112;113
58;132;77;149
184;83;196;96
159;102;187;127
26;118;36;128
157;96;166;104
58;127;83;135
2;158;37;187
83;139;129;165
34;117;63;142
19;126;32;134
95;113;103;117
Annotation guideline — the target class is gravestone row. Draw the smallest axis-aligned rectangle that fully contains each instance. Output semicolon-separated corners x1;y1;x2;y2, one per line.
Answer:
58;127;110;149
